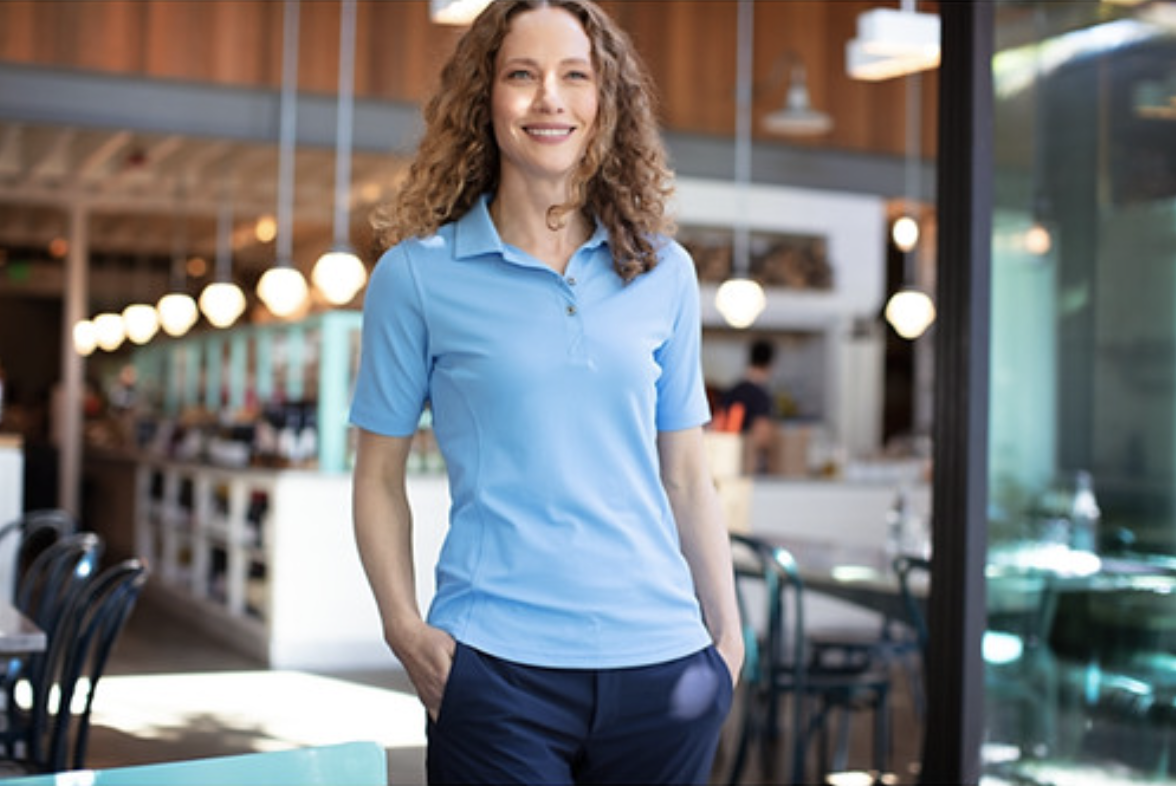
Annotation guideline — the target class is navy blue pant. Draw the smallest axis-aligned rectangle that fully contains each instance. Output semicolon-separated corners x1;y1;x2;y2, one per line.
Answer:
426;643;733;785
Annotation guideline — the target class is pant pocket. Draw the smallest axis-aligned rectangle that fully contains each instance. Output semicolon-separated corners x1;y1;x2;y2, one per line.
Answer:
433;641;469;728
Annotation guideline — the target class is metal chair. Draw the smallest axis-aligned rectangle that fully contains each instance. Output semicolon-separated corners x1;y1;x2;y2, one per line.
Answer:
2;555;146;774
1;533;105;760
720;533;892;784
0;509;79;600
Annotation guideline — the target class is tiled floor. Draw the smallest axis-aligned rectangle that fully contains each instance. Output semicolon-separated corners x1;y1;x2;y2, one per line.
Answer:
84;593;925;786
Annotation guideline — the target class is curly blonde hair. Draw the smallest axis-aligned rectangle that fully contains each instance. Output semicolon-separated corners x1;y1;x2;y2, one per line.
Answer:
370;0;675;281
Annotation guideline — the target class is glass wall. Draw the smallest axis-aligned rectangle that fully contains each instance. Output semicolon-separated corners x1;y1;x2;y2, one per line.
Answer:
987;2;1176;784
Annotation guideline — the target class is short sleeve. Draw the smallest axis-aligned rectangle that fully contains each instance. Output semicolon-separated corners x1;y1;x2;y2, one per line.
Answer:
348;244;431;436
653;242;711;432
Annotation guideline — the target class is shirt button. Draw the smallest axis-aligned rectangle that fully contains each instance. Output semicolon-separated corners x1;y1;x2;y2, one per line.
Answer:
566;305;577;316
567;276;577;286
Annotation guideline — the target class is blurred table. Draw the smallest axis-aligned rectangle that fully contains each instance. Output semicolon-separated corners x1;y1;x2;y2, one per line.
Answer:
768;536;926;623
0;601;44;656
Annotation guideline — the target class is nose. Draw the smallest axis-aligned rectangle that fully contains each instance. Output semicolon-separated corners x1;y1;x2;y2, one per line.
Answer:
533;72;565;113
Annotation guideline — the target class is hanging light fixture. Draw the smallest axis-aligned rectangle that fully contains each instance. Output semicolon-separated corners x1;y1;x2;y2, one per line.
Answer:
157;187;200;337
93;312;126;352
312;0;368;307
885;288;936;339
258;0;310;319
884;71;935;340
846;0;940;82
200;187;248;328
121;254;161;345
763;58;833;137
717;0;766;330
122;303;160;345
429;0;493;25
72;319;98;357
892;68;923;253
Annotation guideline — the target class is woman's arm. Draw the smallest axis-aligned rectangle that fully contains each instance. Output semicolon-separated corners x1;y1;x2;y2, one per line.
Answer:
352;428;454;717
658;426;745;685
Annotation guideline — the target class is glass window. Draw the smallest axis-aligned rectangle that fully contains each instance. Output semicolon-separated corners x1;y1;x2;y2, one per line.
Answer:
987;3;1176;784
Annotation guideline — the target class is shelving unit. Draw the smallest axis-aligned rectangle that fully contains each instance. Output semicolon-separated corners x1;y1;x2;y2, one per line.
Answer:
135;456;450;670
132;311;363;472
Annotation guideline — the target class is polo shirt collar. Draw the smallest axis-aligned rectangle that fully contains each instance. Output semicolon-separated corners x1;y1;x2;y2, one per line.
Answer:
454;193;609;262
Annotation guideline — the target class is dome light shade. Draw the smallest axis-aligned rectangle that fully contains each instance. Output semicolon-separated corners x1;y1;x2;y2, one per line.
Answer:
429;0;493;24
94;312;126;352
122;303;161;345
199;281;248;328
715;278;767;329
312;248;367;305
73;319;98;356
885;287;936;339
1025;221;1052;255
892;215;920;252
157;292;200;337
257;266;309;318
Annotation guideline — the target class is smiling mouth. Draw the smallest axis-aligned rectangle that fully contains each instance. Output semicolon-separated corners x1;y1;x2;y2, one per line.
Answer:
525;127;574;138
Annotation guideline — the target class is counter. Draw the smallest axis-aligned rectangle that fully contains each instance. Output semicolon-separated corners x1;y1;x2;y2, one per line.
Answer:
114;447;927;671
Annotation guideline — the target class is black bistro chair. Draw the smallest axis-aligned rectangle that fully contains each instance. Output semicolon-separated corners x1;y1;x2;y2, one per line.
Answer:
2;558;149;774
718;533;892;785
0;509;79;599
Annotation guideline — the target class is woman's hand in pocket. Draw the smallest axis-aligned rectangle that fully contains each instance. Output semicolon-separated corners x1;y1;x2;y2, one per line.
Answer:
390;622;456;721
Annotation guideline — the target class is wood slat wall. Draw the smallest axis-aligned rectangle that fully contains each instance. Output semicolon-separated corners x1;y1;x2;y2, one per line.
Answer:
0;0;938;159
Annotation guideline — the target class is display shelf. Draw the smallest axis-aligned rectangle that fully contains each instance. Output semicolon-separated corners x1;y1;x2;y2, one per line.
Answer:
133;456;448;670
133;311;363;473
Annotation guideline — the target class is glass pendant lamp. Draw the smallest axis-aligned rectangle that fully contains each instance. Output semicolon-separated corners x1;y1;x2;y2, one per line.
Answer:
200;192;248;328
717;0;766;330
312;0;367;307
258;0;310;319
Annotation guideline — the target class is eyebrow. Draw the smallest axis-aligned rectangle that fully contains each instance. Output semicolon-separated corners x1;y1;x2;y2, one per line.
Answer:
500;56;594;70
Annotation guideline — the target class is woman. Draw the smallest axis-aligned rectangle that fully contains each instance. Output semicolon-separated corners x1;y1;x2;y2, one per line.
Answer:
350;2;742;783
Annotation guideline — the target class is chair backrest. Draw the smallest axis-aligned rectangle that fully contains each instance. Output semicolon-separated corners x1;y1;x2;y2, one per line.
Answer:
38;559;150;773
893;554;931;653
0;740;388;786
729;532;808;683
1;509;79;599
16;532;104;639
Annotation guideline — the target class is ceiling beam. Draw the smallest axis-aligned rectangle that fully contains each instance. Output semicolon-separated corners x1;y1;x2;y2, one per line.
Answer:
0;62;932;199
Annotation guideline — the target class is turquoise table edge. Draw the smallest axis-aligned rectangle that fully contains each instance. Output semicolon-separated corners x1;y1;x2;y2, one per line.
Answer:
0;741;388;785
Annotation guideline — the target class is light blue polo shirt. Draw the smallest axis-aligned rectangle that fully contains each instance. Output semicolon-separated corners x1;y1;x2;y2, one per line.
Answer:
349;194;713;668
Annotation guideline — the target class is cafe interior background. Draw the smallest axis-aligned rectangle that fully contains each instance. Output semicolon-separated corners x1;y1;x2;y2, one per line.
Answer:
0;1;1174;784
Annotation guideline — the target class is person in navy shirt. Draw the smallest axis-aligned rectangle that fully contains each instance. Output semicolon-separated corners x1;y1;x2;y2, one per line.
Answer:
350;2;743;783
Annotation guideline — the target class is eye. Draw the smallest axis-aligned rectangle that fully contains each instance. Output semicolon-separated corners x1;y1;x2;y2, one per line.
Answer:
566;69;593;81
505;68;535;81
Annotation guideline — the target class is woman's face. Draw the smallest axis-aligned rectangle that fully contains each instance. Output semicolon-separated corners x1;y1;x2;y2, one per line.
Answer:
490;6;598;189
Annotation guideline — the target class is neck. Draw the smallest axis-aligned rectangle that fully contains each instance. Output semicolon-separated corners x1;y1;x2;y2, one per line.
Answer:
490;178;591;274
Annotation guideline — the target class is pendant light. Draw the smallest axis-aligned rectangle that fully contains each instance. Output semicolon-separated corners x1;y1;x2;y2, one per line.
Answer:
884;71;935;340
157;188;200;337
72;319;98;356
312;0;367;307
122;254;161;345
93;312;126;352
716;0;766;330
429;0;493;25
846;0;940;82
122;303;160;345
892;69;923;252
763;57;833;137
199;186;248;328
257;0;310;318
